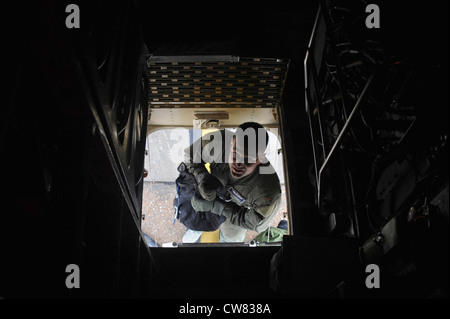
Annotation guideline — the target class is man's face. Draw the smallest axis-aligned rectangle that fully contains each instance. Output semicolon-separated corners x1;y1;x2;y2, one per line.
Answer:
228;137;265;179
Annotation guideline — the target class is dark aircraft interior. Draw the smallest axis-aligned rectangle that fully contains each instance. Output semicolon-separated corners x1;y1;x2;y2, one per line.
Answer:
0;0;448;303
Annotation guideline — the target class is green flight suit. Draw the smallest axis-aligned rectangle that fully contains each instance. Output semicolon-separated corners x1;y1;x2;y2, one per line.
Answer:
184;129;281;235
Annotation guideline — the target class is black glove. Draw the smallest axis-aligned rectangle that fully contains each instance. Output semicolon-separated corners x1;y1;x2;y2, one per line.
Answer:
196;173;223;201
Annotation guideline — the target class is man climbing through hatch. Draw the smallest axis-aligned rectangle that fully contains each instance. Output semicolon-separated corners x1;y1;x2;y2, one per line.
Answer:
180;122;281;243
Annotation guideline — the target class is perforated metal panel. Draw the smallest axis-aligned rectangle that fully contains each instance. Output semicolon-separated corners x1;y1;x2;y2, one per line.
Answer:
147;56;289;108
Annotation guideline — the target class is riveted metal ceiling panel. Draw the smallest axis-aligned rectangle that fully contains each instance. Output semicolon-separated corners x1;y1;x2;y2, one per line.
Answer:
147;56;290;108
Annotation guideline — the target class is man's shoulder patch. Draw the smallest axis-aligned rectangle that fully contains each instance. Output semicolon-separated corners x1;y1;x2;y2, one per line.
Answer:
228;187;246;204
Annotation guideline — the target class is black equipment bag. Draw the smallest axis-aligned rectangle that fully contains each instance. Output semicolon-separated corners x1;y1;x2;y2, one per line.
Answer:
173;163;226;231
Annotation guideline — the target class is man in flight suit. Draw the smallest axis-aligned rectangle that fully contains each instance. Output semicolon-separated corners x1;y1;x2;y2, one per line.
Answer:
183;122;281;242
